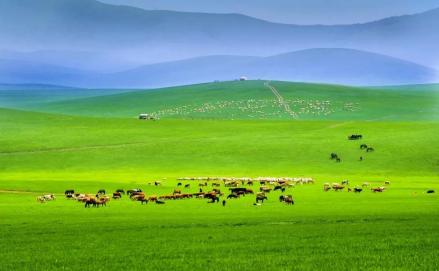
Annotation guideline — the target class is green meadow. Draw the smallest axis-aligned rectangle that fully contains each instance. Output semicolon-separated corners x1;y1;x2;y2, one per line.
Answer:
0;81;438;270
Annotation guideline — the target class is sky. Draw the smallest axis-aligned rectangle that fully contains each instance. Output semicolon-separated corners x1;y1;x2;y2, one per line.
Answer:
98;0;439;25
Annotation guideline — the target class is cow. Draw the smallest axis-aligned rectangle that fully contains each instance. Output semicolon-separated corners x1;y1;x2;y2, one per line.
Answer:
227;193;239;199
426;190;435;194
259;186;272;193
97;189;106;195
127;189;142;196
360;144;368;150
332;183;345;191
354;188;363;193
371;187;385;193
116;189;125;194
348;134;362;140
384;181;391;185
64;190;75;198
112;192;122;199
330;153;338;160
222;200;226;207
173;189;182;195
184;184;190;188
341;180;349;185
256;195;267;203
148;195;158;202
366;147;375;152
85;197;97;208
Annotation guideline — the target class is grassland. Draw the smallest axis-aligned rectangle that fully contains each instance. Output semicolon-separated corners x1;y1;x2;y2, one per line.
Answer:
0;81;438;270
24;80;439;121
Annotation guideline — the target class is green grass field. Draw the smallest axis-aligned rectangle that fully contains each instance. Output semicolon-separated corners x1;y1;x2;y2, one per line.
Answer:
1;81;438;270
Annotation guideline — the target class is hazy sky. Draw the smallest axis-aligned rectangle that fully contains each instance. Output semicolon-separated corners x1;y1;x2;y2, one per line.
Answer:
98;0;439;25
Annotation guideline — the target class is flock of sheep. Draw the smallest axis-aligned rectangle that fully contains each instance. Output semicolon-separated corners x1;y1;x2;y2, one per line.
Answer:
148;99;359;119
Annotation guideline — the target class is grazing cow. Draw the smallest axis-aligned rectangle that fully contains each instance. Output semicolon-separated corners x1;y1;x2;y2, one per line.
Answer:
348;134;362;140
371;187;385;193
256;195;267;203
184;184;190;188
84;198;97;208
426;190;435;194
247;181;254;186
330;153;338;160
336;157;341;163
354;188;363;193
259;186;272;193
341;180;349;185
173;189;181;195
283;195;294;205
366;147;375;152
127;189;142;196
208;196;220;203
97;189;106;195
230;187;247;193
154;181;161;186
64;190;75;198
96;196;110;207
360;144;368;150
156;200;165;204
384;181;391;185
148;195;158;202
332;183;345;191
177;182;182;187
323;184;331;192
227;193;239;199
112;192;122;199
116;189;125;194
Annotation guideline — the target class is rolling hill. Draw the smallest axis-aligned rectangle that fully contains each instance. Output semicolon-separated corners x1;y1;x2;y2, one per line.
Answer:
0;0;438;69
27;80;439;121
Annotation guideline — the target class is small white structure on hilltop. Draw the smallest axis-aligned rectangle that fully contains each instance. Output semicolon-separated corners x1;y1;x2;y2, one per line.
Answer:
240;76;248;81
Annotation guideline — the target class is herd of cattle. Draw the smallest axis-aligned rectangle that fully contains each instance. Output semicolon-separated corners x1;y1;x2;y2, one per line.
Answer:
323;180;390;193
330;134;375;163
36;177;315;207
36;177;436;206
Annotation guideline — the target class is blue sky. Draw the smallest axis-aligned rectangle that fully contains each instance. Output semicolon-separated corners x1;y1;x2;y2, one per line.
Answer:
98;0;439;24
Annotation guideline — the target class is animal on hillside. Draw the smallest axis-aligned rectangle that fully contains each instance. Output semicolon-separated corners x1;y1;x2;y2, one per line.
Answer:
64;190;75;198
116;189;125;194
37;194;56;203
354;188;363;193
323;184;331;192
148;195;158;202
348;134;363;140
127;189;142;196
360;144;368;150
154;181;162;186
341;180;349;185
332;183;345;191
227;193;239;199
259;186;272;193
112;192;122;199
384;181;391;185
330;153;338;160
177;182;182;187
366;147;375;152
184;184;190;188
426;190;435;194
362;182;369;188
173;189;181;195
280;195;294;205
336;157;341;163
222;200;226;207
371;187;386;193
97;189;106;195
256;195;267;203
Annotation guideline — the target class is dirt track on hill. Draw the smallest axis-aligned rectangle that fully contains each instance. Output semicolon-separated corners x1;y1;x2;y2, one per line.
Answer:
265;81;298;119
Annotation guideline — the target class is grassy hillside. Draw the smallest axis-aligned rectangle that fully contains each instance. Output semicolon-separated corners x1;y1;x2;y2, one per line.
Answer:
28;80;439;121
0;108;438;270
1;107;438;183
0;85;132;108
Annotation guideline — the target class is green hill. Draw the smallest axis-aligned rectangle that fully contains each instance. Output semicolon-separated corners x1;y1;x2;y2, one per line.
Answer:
27;80;439;121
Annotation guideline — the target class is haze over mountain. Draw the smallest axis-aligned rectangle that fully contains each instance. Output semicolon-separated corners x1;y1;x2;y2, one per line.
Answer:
1;49;436;88
0;0;438;70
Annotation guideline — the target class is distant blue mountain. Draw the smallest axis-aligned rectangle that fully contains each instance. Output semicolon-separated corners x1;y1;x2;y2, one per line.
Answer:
0;0;438;69
1;49;436;87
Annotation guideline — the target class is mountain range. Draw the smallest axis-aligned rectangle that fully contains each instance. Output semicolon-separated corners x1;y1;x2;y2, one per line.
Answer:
0;0;438;87
0;49;436;88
